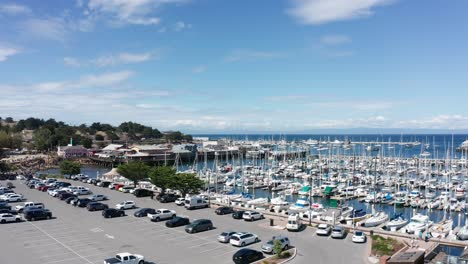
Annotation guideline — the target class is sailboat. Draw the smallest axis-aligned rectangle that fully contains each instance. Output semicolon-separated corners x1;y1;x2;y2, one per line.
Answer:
384;214;409;230
429;213;453;239
363;209;389;227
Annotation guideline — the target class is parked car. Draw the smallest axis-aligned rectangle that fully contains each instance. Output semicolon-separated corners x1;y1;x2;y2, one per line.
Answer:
15;202;44;213
102;208;125;218
116;201;136;210
232;210;245;219
331;226;346;239
64;196;78;204
75;198;92;208
165;216;190;228
242;211;264;221
316;224;332;236
103;252;145;264
232;249;264;264
87;202;109;211
218;231;237;243
0;213;21;223
147;209;176;222
89;194;108;201
0;209;18;215
98;181;112;188
215;206;233;215
185;219;213;233
184;196;209;210
3;194;23;202
261;236;290;254
24;208;52;221
133;189;153;198
133;208;156;217
160;193;180;203
119;186;134;193
230;232;259;247
352;231;366;243
73;188;91;196
59;192;76;200
0;204;11;210
175;198;185;206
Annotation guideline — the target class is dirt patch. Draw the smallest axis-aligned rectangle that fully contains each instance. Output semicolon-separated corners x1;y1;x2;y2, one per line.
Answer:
371;235;405;257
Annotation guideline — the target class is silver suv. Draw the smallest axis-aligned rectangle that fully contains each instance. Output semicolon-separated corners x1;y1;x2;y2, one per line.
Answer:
261;235;290;254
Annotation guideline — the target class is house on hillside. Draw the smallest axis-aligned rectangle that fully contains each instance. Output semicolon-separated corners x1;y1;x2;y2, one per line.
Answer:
57;138;89;158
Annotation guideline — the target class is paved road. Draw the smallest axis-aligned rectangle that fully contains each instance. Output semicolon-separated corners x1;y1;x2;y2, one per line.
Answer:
0;179;367;264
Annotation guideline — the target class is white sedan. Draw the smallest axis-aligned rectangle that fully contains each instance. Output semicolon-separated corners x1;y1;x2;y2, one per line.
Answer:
229;232;259;247
352;231;366;243
0;213;21;223
242;211;264;221
4;194;23;202
175;198;185;206
116;201;136;210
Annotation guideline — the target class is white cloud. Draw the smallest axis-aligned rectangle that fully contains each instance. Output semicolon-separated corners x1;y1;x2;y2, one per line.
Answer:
84;0;187;26
64;52;154;67
398;115;468;129
226;49;287;62
192;65;206;73
19;18;68;42
174;21;191;31
287;0;394;25
320;34;351;45
0;47;20;62
0;3;31;15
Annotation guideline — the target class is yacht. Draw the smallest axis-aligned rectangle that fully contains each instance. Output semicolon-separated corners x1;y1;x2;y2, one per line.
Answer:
363;212;389;227
385;214;408;230
405;214;433;234
429;218;453;239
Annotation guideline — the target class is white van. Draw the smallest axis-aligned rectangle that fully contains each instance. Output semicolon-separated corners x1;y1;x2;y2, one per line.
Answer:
184;196;209;210
286;213;302;231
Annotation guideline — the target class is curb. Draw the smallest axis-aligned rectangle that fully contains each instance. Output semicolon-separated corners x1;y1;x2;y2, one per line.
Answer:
254;248;297;264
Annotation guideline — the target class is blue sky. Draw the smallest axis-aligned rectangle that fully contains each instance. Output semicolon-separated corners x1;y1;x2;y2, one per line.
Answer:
0;0;467;133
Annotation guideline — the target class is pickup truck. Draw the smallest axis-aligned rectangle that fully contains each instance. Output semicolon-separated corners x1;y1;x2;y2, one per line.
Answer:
147;209;176;222
104;252;145;264
15;202;44;213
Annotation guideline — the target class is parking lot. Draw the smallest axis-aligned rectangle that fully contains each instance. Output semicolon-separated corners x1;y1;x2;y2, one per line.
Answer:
0;179;368;264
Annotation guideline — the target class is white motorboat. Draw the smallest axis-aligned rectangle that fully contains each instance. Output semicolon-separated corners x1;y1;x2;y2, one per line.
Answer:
457;225;468;240
363;212;389;227
289;196;310;212
405;214;433;234
246;198;268;206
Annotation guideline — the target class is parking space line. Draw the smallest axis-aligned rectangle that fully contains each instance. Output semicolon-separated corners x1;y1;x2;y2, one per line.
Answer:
42;256;82;264
28;222;94;264
198;244;229;254
39;250;77;259
187;241;218;249
25;241;62;248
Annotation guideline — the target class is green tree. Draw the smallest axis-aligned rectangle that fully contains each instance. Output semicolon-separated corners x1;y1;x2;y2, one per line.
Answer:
33;128;52;151
149;166;177;193
59;160;81;175
117;161;150;187
172;173;204;197
95;134;104;141
273;239;283;258
81;138;93;148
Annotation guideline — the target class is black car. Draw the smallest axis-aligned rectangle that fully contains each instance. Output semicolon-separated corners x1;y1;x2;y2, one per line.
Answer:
59;192;76;200
133;208;156;217
55;182;71;188
102;208;125;218
232;210;246;219
99;181;112;188
87;202;109;211
65;197;78;204
232;249;264;264
75;198;92;208
133;189;154;198
53;190;67;197
185;219;213;233
0;204;12;210
24;209;52;221
160;194;180;203
215;206;234;215
166;217;190;228
0;209;18;215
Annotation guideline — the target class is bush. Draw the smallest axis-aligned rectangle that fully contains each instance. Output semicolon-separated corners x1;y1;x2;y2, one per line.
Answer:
280;251;291;259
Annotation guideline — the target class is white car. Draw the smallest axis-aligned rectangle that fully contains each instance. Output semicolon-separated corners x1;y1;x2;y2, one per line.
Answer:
3;194;23;202
242;211;264;221
316;224;332;236
120;186;134;193
73;188;91;195
0;193;17;200
147;209;176;222
116;201;136;210
0;213;21;223
175;198;185;206
90;194;107;201
352;231;366;243
229;232;259;247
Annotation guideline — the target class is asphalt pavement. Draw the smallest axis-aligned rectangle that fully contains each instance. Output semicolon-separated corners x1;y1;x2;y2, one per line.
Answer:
0;179;368;264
